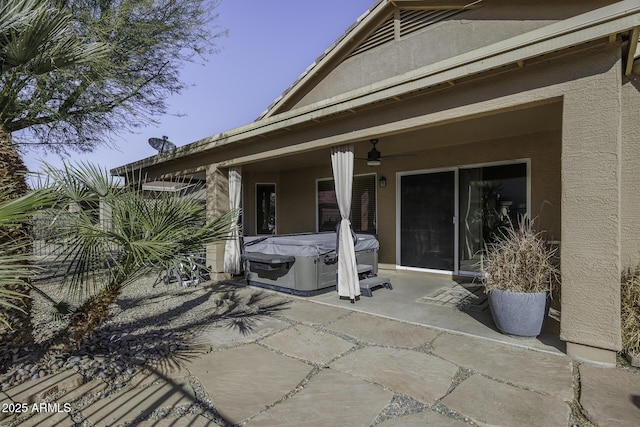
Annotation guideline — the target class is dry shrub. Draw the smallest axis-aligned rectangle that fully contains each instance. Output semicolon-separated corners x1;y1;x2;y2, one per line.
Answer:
621;267;640;355
483;217;559;295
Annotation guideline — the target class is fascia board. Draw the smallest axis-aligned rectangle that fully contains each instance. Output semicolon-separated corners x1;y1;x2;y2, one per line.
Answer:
258;0;391;120
111;0;640;176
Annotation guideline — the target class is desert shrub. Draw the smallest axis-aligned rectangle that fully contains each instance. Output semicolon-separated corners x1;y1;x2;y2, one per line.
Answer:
621;267;640;355
483;217;559;294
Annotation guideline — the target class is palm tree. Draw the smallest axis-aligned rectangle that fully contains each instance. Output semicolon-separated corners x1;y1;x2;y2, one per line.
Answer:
0;0;108;344
0;188;55;370
41;163;235;349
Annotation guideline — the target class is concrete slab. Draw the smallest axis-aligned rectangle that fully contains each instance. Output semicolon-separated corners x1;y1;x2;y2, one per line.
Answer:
134;415;217;426
377;410;470;427
184;343;312;424
198;317;291;348
3;370;84;405
82;378;196;427
147;361;192;380
579;364;640;427
441;374;570;427
325;312;440;348
310;270;565;355
330;347;458;404
276;300;351;325
431;333;574;400
247;369;393;427
261;324;355;365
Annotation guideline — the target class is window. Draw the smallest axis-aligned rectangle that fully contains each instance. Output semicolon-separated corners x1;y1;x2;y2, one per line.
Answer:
256;183;276;234
317;174;376;233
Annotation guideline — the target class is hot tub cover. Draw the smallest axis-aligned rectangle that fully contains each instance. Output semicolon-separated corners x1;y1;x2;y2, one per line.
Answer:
243;232;378;257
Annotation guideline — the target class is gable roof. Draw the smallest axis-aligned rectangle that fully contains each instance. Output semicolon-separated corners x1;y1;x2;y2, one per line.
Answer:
111;0;640;177
257;0;482;120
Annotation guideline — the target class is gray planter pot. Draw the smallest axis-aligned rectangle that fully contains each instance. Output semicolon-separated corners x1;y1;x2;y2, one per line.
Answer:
488;289;548;337
626;352;640;367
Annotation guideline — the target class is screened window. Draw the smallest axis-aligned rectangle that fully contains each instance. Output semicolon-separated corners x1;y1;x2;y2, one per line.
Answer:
317;174;376;233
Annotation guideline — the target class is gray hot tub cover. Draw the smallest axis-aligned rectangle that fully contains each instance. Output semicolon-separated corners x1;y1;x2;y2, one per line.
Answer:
243;232;378;257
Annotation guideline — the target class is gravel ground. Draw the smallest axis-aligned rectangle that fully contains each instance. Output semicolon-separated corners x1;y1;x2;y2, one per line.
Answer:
1;272;290;426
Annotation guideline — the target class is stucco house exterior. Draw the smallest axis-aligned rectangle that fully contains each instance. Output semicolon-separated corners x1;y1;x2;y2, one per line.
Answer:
112;0;640;365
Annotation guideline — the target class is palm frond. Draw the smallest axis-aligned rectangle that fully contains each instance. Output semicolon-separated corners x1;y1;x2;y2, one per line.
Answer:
40;162;235;301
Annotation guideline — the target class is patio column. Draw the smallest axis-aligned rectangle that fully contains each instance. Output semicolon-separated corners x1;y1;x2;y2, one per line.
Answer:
560;51;622;365
206;164;231;280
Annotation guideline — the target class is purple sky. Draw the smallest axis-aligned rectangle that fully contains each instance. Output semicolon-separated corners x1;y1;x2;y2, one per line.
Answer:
23;0;374;173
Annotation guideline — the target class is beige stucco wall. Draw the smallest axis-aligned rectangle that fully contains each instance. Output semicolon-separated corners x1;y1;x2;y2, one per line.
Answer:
295;0;616;109
559;47;623;362
248;131;561;266
621;75;640;269
205;165;230;277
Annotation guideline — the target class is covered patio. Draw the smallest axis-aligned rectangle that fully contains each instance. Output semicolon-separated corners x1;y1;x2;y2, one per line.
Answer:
112;0;640;365
227;268;564;356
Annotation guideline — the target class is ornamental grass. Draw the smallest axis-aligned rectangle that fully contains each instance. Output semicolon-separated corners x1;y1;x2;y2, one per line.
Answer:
621;267;640;355
483;216;559;295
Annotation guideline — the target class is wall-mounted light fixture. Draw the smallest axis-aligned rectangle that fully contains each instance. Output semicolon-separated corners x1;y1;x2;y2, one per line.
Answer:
379;176;387;188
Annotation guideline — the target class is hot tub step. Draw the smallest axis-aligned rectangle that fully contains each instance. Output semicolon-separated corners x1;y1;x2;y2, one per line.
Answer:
359;276;392;297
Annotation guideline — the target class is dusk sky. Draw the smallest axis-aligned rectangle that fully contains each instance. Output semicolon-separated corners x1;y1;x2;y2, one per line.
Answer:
22;0;375;174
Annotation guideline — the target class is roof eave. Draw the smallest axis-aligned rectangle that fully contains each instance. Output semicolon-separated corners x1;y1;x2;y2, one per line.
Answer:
111;0;640;177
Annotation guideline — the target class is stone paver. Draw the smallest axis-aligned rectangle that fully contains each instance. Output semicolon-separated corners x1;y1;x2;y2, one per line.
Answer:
441;374;570;427
276;300;350;325
247;369;393;427
135;415;218;426
81;378;196;427
3;370;84;405
57;379;108;403
326;312;440;348
199;317;291;348
432;333;574;400
261;324;355;365
14;409;75;427
377;410;470;426
330;346;458;404
579;363;640;427
184;343;312;424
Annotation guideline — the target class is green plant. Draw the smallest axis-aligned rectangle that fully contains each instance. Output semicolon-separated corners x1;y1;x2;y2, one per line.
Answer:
39;162;236;348
0;188;55;329
621;267;640;355
483;216;559;294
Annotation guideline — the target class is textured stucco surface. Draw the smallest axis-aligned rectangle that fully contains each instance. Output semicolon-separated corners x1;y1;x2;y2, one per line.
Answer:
294;0;616;109
559;47;622;353
620;76;640;268
205;165;230;274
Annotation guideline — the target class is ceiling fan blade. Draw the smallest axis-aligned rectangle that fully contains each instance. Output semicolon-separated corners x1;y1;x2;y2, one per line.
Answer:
379;153;417;160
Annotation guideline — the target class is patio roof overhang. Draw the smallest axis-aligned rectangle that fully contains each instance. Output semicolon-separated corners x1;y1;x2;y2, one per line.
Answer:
110;0;640;180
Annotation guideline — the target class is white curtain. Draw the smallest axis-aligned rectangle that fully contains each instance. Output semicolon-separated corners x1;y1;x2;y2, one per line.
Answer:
224;166;242;275
331;145;360;301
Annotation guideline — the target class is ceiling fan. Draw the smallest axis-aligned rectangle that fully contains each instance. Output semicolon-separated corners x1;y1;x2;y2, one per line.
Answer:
357;139;415;166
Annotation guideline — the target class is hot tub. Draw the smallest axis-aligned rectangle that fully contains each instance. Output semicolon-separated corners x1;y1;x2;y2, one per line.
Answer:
241;232;379;295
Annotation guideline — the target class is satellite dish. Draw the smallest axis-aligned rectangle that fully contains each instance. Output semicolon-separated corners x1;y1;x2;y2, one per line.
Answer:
148;135;176;153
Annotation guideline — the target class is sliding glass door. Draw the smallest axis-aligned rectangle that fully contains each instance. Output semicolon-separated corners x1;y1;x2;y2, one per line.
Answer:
458;163;527;273
399;171;455;271
398;161;528;275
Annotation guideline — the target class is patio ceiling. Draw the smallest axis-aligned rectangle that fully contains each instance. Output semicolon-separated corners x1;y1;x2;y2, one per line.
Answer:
242;101;562;173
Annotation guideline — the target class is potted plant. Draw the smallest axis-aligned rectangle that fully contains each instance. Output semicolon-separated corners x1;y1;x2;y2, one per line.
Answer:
482;217;559;337
621;267;640;367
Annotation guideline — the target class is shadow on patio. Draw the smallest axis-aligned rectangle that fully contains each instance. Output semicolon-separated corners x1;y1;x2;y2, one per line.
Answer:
232;269;565;356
